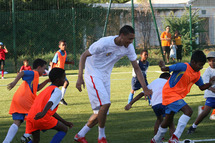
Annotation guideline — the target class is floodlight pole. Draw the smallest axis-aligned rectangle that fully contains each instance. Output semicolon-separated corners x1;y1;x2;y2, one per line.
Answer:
12;0;17;71
189;4;192;56
149;0;165;62
103;0;112;37
131;0;136;48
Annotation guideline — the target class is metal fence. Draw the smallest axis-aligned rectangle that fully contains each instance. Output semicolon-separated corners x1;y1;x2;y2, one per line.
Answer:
0;0;214;72
0;1;136;72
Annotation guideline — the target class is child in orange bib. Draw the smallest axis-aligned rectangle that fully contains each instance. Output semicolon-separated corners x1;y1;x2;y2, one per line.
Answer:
26;68;73;143
3;59;49;143
50;40;74;105
151;51;215;143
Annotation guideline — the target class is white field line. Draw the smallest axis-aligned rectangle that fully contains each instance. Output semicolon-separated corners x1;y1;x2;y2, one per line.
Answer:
163;138;215;143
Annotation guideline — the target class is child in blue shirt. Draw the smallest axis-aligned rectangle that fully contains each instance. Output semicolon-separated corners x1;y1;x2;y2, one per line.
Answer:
127;49;150;104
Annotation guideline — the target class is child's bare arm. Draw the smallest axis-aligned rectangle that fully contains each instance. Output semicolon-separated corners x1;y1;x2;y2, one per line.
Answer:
7;71;24;90
125;92;144;110
4;46;8;53
209;87;215;93
199;76;215;90
159;61;169;72
38;79;51;91
34;101;53;120
50;62;54;70
53;113;73;128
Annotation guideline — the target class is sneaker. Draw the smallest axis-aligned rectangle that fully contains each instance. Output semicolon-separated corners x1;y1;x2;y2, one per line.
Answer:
151;138;163;143
21;135;32;143
1;77;4;79
198;106;204;115
151;138;156;143
60;99;68;105
168;134;179;143
74;134;88;143
187;126;196;134
209;114;215;120
98;137;108;143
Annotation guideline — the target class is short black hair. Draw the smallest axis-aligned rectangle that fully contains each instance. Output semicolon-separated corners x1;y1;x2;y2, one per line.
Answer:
119;25;135;36
191;50;206;63
59;40;66;45
165;25;170;28
159;72;170;79
140;49;148;55
49;68;65;83
33;59;47;69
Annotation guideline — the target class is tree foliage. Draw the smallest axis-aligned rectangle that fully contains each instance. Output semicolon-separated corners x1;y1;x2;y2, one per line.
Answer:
162;8;205;55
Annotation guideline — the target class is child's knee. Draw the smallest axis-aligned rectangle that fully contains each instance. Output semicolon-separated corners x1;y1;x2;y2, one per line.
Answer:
14;120;22;127
185;108;193;117
64;80;69;87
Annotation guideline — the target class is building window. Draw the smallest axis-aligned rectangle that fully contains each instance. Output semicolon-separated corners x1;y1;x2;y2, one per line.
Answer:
202;10;206;15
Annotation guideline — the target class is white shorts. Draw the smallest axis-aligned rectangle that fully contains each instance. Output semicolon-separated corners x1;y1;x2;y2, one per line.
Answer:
84;74;111;113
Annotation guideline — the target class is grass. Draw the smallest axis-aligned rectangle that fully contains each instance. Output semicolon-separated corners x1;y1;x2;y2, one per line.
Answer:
0;63;215;143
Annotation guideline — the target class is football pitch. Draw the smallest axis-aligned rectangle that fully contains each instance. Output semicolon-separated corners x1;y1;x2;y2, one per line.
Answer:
0;64;215;143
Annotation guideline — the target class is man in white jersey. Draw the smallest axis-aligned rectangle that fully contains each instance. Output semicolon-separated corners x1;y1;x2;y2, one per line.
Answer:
74;25;152;143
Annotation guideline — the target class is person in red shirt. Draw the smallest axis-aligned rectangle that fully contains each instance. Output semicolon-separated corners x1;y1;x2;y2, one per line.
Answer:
0;42;8;79
19;59;32;72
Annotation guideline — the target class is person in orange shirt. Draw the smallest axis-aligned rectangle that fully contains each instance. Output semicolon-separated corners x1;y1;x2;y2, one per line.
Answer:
50;40;74;105
173;30;183;62
3;59;49;143
151;50;215;143
160;26;171;63
25;68;73;143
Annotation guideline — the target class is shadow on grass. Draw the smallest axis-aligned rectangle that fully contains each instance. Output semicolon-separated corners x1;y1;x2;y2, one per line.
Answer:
187;94;204;97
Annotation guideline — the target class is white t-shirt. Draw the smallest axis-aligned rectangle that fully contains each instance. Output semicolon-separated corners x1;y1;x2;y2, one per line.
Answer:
85;35;137;78
170;45;177;58
48;87;62;110
147;78;168;106
203;66;215;98
132;60;149;77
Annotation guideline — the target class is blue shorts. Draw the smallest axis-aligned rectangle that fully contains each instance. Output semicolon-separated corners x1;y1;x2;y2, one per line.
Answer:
165;99;187;114
152;103;165;117
131;77;148;91
12;113;27;122
205;97;215;108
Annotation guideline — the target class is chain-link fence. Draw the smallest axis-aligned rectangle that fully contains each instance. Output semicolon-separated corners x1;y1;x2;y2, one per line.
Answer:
0;0;214;72
0;1;139;72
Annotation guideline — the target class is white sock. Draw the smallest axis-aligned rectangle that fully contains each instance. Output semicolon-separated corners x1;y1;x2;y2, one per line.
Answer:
98;127;106;140
153;126;168;142
61;87;66;99
192;123;197;128
78;124;91;137
174;114;190;139
23;133;31;138
3;123;19;143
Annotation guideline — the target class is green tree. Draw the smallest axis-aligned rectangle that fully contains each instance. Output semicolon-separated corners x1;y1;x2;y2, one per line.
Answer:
162;8;205;55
